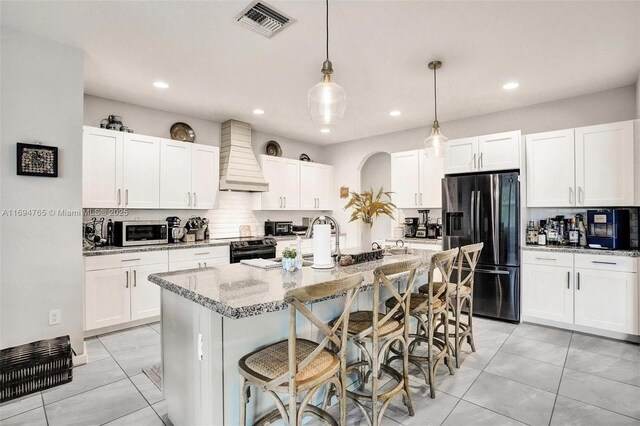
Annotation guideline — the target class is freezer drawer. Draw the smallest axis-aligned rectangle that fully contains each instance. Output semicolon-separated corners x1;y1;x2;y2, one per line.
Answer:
472;265;520;322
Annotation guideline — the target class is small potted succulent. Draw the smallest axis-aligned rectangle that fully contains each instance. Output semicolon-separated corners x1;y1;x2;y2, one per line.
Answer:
281;248;302;271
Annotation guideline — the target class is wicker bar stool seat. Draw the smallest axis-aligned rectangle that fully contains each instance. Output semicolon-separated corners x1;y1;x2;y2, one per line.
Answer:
384;293;445;314
336;311;403;336
418;282;471;298
238;273;365;426
239;339;339;391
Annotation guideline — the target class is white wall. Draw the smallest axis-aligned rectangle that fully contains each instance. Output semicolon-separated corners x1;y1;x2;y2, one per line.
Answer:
1;28;85;352
328;85;638;248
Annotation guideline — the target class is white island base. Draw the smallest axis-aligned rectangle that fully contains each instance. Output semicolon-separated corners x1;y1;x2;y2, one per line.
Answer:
162;289;356;426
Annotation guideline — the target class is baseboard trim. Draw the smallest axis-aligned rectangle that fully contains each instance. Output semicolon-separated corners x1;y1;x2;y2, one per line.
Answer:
522;316;640;343
73;341;88;366
83;316;160;338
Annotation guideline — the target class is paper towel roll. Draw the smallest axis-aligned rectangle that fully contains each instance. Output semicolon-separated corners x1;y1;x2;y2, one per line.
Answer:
312;224;333;269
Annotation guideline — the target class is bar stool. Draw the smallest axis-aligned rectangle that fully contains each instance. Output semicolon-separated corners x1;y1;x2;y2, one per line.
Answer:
330;258;423;426
385;248;459;399
238;273;364;426
419;243;483;368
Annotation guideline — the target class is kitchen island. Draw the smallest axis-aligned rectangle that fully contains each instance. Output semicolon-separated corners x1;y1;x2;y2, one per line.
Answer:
149;248;438;426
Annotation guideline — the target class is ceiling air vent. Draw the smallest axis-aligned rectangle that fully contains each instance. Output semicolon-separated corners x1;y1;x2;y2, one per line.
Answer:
236;1;294;38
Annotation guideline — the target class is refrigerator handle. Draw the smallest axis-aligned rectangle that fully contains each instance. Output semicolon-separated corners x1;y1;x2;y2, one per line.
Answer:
475;190;481;242
470;190;475;241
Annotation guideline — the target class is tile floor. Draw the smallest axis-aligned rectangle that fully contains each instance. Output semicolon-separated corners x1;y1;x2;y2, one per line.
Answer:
1;319;640;425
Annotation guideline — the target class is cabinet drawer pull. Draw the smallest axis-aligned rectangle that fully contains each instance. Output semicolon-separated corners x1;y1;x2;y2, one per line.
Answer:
567;271;570;289
194;252;210;256
133;270;137;287
569;187;574;204
279;196;283;208
415;193;417;206
535;257;557;261
125;189;129;206
187;192;191;206
125;270;129;288
193;192;197;207
204;262;207;267
479;152;483;169
117;189;121;206
283;197;286;208
473;153;477;169
592;261;617;265
577;272;581;290
121;258;141;262
419;193;423;206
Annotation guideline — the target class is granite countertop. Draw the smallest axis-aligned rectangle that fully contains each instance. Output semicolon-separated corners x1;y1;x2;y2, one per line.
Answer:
522;245;640;257
148;248;439;319
385;238;443;246
83;239;230;256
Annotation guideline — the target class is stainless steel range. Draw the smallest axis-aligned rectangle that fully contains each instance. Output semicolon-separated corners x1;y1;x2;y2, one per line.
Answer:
225;237;277;264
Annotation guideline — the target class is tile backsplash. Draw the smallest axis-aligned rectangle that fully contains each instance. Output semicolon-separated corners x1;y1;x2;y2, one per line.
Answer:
88;191;330;240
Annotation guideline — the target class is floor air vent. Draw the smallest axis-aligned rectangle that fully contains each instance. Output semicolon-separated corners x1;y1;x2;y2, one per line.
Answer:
236;1;294;38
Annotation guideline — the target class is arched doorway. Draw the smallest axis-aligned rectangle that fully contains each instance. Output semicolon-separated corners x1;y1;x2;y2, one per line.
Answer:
359;152;393;244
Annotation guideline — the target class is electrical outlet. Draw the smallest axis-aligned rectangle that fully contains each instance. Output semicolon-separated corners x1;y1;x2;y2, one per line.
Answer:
49;309;61;325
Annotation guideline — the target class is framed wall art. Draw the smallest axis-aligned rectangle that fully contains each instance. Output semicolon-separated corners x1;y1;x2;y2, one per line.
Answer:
17;143;58;177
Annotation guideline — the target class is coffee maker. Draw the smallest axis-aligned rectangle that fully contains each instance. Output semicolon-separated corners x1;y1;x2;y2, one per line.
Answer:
166;216;182;243
404;217;419;238
586;209;630;249
416;210;429;238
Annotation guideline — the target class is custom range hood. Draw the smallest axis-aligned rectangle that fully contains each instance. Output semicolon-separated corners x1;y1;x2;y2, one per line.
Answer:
219;119;269;192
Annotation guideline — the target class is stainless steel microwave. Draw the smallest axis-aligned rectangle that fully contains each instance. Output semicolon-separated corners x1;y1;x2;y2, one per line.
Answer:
113;221;168;246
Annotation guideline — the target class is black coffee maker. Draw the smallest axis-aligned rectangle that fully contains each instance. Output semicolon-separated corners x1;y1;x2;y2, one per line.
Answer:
404;217;419;238
166;216;182;243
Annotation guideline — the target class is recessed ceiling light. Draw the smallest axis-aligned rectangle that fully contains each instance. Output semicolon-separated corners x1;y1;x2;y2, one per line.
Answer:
320;128;330;133
503;82;519;90
389;110;401;116
253;109;265;115
153;81;169;89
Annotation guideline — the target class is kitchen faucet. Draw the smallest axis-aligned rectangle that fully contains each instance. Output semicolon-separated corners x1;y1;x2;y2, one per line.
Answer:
305;215;341;260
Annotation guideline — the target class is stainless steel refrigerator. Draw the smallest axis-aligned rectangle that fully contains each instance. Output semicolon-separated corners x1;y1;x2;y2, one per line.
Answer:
442;172;520;322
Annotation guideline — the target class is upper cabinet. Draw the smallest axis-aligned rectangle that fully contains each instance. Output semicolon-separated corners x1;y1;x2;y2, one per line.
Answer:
526;121;634;207
258;155;300;210
257;155;333;211
159;139;220;209
300;162;333;210
526;129;575;207
391;149;444;209
83;127;219;209
444;131;521;175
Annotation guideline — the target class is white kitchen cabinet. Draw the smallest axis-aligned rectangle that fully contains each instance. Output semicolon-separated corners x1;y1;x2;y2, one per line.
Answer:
122;133;161;208
574;268;638;334
525;129;575;207
522;251;639;337
191;144;219;209
391;150;421;208
82;127;123;208
526;121;635;208
131;263;168;321
300;162;333;210
477;131;521;172
522;263;574;324
160;138;192;208
444;131;520;175
575;121;634;207
391;150;443;208
85;267;131;330
258;156;301;210
445;137;478;175
419;150;444;208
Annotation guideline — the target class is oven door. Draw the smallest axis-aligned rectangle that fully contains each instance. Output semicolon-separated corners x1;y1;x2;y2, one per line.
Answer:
231;247;276;264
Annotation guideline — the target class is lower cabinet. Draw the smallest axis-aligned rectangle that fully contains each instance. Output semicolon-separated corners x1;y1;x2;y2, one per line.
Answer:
522;251;639;336
85;246;230;332
574;268;638;334
522;264;573;324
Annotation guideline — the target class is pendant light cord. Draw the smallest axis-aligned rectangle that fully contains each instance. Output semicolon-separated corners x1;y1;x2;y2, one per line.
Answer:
325;0;329;61
433;66;438;122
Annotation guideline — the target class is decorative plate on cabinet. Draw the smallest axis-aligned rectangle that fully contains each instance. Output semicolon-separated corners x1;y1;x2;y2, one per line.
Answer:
265;140;282;156
299;153;311;162
170;122;196;142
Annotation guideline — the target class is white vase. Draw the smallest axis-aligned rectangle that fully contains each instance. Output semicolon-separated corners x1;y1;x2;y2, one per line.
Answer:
360;222;373;251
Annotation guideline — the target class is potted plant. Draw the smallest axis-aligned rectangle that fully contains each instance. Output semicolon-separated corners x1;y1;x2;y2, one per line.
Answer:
344;187;396;250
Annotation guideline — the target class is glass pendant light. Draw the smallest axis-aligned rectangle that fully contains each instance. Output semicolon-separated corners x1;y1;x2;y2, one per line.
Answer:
424;60;447;158
308;0;346;124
